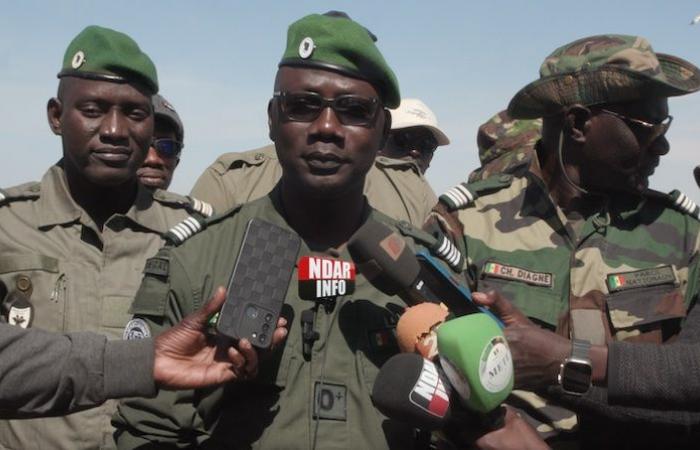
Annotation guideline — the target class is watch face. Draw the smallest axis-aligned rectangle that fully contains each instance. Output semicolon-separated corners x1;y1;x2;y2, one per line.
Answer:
561;360;592;394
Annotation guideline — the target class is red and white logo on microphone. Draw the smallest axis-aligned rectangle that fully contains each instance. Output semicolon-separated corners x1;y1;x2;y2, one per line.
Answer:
298;256;356;300
409;358;450;418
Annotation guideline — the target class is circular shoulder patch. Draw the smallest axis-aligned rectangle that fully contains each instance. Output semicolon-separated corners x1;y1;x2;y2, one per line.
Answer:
71;51;86;69
123;318;151;340
298;37;315;59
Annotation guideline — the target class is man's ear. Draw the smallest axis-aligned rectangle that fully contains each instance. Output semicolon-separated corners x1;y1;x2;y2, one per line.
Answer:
562;104;591;144
47;98;63;136
378;108;391;149
267;99;276;142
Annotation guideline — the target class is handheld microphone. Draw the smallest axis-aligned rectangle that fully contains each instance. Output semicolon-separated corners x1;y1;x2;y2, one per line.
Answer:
371;353;454;430
695;166;700;188
347;218;501;324
437;314;513;414
396;303;449;359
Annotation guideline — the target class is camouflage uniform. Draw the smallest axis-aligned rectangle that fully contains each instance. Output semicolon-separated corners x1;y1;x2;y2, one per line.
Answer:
190;144;438;227
468;110;541;183
0;164;212;449
113;189;432;449
430;35;700;447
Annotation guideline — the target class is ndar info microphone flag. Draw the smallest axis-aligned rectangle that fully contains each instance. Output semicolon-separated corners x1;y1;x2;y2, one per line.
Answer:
298;256;356;300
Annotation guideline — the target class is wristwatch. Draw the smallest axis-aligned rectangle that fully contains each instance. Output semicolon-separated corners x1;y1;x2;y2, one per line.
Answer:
557;339;592;395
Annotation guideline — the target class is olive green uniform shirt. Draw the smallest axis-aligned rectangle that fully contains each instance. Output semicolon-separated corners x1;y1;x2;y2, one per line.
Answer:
113;190;427;449
0;164;211;450
190;144;437;226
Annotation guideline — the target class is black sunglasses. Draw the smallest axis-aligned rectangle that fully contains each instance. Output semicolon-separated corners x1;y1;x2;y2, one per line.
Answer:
152;138;182;159
273;91;380;127
392;129;438;154
598;109;673;144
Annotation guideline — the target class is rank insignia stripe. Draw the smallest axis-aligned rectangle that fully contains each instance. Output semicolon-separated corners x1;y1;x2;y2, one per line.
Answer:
606;265;677;293
481;261;554;288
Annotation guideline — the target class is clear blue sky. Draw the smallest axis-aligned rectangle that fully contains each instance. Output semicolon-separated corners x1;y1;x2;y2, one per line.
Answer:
1;0;698;202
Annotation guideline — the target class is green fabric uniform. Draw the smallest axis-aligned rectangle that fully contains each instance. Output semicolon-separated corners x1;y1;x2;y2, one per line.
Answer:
113;189;430;449
190;144;437;227
0;164;212;449
429;155;700;440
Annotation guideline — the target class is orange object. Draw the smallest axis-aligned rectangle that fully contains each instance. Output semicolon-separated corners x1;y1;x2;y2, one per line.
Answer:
396;303;449;359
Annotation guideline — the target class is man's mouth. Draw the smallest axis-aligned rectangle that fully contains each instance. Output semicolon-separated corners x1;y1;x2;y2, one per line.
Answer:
304;151;346;172
137;168;166;187
92;147;132;165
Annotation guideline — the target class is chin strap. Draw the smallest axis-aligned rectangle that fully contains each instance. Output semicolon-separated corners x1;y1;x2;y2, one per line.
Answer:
557;130;589;196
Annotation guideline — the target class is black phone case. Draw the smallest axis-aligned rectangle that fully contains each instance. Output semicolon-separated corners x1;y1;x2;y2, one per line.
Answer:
217;218;301;348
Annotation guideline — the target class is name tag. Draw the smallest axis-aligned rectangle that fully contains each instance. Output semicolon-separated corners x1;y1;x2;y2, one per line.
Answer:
606;265;677;293
482;261;553;288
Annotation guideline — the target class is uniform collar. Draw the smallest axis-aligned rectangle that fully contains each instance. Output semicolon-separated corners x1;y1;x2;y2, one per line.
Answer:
37;164;83;228
37;162;171;233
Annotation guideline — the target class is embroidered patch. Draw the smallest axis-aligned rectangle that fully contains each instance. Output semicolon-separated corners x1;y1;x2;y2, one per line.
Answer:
123;318;151;340
144;257;169;277
313;382;347;421
482;262;553;288
606;265;676;293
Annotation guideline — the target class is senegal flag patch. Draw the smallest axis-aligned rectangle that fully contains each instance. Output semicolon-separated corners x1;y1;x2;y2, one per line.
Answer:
606;265;676;293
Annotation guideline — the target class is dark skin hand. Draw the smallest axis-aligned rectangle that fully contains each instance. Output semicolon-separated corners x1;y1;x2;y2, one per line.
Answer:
153;287;288;390
472;291;608;389
474;406;550;450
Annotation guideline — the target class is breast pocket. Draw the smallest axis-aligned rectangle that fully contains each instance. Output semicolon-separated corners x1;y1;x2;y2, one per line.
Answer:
0;254;67;332
606;284;685;343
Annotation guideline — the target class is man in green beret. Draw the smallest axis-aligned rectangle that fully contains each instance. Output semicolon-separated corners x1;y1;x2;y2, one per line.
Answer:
428;35;700;447
137;94;184;191
190;13;437;227
112;13;455;449
0;25;214;449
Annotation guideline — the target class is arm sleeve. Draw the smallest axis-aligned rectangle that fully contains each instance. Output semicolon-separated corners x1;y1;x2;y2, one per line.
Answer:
0;325;156;419
113;253;205;449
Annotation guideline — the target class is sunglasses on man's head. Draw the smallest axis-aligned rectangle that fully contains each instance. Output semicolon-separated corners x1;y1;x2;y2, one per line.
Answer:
273;91;380;127
152;138;182;159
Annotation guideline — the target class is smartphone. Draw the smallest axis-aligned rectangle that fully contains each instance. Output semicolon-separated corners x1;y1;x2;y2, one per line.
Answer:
216;218;301;348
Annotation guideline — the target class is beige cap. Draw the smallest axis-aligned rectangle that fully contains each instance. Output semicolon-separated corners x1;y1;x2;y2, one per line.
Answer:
390;98;450;146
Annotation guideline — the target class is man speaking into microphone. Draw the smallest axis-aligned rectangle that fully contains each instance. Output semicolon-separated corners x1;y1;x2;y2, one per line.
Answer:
114;13;448;449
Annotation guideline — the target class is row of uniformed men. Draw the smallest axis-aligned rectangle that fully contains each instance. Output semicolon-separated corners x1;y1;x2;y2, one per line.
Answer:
1;10;700;450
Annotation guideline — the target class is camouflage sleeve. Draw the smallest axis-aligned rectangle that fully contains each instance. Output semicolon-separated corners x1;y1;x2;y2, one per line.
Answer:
113;251;205;449
190;165;233;214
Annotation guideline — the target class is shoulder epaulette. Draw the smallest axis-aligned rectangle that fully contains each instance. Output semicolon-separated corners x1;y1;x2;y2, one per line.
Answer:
214;145;276;173
668;190;700;219
164;204;243;246
189;197;214;218
152;190;214;218
439;174;514;211
395;220;464;272
0;182;41;206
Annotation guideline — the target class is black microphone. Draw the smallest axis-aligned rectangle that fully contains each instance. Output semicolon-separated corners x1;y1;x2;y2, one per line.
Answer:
371;353;454;430
347;218;492;319
372;353;507;433
694;166;700;188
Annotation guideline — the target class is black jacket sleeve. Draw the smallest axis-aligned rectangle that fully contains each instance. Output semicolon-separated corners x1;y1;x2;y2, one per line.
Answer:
0;324;156;419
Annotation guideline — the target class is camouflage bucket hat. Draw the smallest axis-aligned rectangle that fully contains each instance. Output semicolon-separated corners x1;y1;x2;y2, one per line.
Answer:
508;34;700;119
477;110;542;165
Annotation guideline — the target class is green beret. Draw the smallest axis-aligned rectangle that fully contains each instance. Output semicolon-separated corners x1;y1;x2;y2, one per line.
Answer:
57;25;158;94
509;34;700;119
279;14;400;108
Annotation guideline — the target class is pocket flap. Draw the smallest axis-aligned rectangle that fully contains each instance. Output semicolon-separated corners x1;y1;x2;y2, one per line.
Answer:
0;255;59;274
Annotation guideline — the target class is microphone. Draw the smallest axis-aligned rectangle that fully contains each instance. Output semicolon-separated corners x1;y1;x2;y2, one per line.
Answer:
347;218;501;324
695;166;700;188
437;314;513;414
298;256;356;300
371;353;454;430
395;306;513;415
372;353;505;433
396;303;449;359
